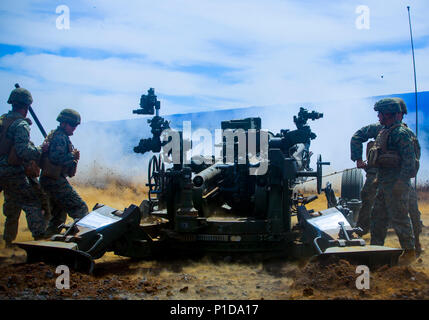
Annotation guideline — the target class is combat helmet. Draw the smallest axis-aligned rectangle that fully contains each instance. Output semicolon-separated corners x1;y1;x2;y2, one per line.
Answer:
57;109;81;126
373;98;402;114
7;83;33;106
396;98;408;114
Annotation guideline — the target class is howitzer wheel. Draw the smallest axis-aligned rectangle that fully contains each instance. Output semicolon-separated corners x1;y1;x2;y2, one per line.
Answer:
147;154;165;202
341;168;363;200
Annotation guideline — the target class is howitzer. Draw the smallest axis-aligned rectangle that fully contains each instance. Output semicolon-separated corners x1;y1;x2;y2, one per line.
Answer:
17;88;403;273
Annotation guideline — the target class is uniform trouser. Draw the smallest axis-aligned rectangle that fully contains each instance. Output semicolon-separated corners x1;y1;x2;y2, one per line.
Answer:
357;174;422;243
29;178;51;223
356;173;378;232
409;186;422;242
40;176;88;234
0;174;47;241
370;180;415;250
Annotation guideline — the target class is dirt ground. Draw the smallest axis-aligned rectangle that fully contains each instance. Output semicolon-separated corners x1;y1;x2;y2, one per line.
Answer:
1;181;429;300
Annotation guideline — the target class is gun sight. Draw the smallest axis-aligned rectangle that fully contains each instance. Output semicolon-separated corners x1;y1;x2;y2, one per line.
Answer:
133;88;160;115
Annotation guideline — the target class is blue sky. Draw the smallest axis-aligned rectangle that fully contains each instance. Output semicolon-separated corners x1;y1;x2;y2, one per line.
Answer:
2;0;429;182
0;0;428;131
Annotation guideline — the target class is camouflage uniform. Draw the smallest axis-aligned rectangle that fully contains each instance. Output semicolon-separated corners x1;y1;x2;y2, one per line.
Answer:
350;121;422;246
409;185;422;239
369;119;416;250
350;122;382;233
29;177;51;223
0;111;46;242
40;126;88;235
401;124;423;252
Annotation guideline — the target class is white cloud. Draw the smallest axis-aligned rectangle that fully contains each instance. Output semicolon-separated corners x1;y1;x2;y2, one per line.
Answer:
0;1;428;107
0;0;428;182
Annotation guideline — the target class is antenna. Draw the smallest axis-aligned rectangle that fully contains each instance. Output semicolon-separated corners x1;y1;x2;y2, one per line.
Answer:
407;6;418;189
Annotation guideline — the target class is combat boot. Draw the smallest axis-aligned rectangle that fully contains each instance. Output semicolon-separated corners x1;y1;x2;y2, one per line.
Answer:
41;229;57;239
34;235;51;241
415;238;424;258
33;232;52;241
354;226;369;237
398;249;416;266
5;240;18;249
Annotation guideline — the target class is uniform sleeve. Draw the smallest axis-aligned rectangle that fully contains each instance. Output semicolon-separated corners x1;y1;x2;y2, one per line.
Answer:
13;120;41;161
49;134;75;167
350;123;382;161
393;128;416;181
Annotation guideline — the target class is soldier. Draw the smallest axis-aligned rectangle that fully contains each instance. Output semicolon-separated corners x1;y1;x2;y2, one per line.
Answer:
350;122;382;235
0;85;47;246
40;109;88;236
368;98;417;265
395;101;423;256
351;99;423;257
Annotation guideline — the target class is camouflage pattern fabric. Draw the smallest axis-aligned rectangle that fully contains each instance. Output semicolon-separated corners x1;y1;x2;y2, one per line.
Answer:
40;176;88;234
371;180;414;249
350;122;383;163
350;122;382;233
409;186;422;237
355;172;377;233
0;111;40;176
0;111;46;241
0;174;46;241
44;127;75;168
375;122;417;184
402;124;422;243
56;109;81;126
351;121;422;249
29;177;51;222
7;86;33;106
370;121;416;250
40;126;87;234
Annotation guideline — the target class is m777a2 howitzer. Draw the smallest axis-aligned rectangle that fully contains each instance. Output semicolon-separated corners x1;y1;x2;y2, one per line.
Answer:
17;89;403;273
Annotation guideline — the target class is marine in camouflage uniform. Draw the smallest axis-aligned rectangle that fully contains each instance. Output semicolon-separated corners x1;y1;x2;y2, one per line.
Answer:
396;103;423;255
350;122;382;234
368;98;416;263
350;102;423;255
40;109;88;236
0;85;47;245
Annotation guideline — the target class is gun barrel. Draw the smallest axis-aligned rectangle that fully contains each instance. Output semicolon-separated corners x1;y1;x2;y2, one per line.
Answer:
193;164;223;188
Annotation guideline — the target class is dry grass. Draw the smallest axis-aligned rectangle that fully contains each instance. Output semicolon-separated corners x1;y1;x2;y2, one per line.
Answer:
1;180;429;300
76;181;147;212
